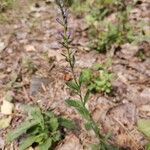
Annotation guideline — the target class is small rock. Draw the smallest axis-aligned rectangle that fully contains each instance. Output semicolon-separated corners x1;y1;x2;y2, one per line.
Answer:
1;100;14;115
24;45;36;52
0;41;6;52
29;76;50;96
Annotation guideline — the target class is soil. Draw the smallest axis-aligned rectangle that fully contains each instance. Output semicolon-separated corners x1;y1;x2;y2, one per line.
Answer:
0;0;149;150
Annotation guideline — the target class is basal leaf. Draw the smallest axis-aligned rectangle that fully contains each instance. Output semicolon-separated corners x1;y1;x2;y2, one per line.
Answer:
19;135;36;150
137;119;150;139
52;130;61;142
49;117;59;131
39;138;52;150
6;119;38;143
21;105;44;129
58;117;76;129
31;108;45;130
34;133;48;144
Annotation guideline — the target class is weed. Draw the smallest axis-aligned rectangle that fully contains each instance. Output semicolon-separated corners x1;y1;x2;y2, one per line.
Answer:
6;105;75;150
56;0;118;149
80;64;113;93
72;0;137;53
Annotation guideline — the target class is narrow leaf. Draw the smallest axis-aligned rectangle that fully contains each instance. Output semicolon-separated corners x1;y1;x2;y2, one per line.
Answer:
66;80;79;91
84;90;90;105
39;138;52;150
19;135;36;150
66;99;90;120
58;117;76;129
6;119;38;143
49;117;59;131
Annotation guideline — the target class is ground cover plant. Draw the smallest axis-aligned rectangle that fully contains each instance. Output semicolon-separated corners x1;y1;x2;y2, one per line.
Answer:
6;105;75;150
71;0;146;53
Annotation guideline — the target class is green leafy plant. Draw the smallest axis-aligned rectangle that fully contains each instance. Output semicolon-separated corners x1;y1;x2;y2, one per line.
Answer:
56;0;118;149
6;106;75;150
80;64;113;93
72;0;137;53
89;24;123;53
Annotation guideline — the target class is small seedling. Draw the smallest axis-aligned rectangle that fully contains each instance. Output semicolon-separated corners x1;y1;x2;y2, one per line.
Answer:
6;105;75;150
80;64;113;93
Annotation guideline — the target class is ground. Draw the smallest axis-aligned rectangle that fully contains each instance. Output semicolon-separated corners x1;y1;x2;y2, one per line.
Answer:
0;0;150;150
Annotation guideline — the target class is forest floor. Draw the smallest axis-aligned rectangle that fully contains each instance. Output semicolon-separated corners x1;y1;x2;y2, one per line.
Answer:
0;0;150;150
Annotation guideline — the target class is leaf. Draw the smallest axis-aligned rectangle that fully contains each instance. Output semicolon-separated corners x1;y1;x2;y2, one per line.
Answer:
84;122;93;130
34;133;48;144
145;143;150;150
52;131;61;142
58;117;76;129
92;63;104;70
19;135;36;150
31;107;44;130
66;80;79;91
101;143;119;150
66;99;90;120
84;89;90;105
0;116;12;129
21;104;39;114
79;69;92;84
39;138;52;150
6;119;38;143
49;117;59;131
137;119;150;139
